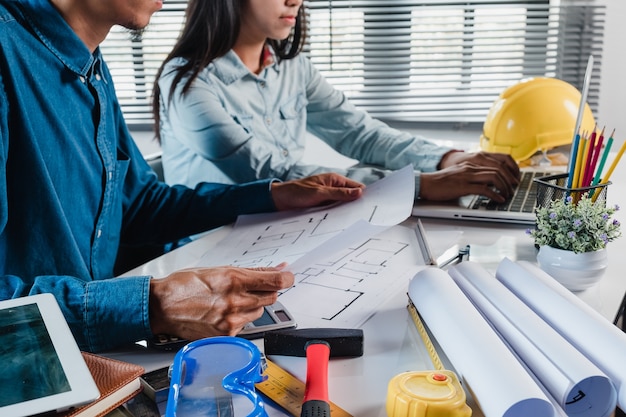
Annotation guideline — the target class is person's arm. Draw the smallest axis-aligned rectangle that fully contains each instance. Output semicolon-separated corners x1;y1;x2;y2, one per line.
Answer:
0;168;362;354
0;274;151;353
301;55;452;173
119;131;364;246
116;99;279;246
147;174;364;341
301;57;521;201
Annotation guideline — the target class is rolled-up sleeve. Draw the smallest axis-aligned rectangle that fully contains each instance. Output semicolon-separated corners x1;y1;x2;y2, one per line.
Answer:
0;274;151;352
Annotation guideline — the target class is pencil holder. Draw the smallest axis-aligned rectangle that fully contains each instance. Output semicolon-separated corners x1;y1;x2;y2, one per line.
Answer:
533;173;610;208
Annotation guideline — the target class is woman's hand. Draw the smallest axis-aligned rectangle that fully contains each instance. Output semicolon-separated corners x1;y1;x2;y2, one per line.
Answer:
420;151;521;202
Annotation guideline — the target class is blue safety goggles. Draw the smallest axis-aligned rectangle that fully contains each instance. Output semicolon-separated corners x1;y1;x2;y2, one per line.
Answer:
165;336;268;417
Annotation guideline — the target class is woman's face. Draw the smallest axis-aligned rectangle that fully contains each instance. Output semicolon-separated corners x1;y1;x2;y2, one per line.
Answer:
240;0;303;42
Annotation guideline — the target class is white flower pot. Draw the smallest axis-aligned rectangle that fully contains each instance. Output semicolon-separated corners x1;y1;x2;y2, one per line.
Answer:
536;245;608;292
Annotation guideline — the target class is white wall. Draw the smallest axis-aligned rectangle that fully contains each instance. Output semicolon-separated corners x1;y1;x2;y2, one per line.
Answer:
597;0;626;146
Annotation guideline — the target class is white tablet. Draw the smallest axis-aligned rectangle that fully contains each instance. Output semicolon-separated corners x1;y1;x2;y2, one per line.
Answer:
0;293;100;417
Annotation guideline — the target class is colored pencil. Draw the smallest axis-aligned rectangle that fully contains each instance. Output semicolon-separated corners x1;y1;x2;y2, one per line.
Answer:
581;127;598;188
585;127;605;187
592;129;615;186
600;139;626;186
594;136;626;202
567;133;581;189
572;134;586;189
588;130;614;199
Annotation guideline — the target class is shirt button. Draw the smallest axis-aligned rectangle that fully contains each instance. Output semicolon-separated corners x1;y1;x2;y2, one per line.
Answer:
95;74;101;81
282;149;289;156
266;118;272;125
79;76;86;83
96;229;102;239
259;81;266;88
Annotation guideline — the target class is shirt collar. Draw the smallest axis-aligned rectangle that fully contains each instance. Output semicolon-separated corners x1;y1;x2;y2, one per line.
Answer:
213;45;280;85
13;0;96;76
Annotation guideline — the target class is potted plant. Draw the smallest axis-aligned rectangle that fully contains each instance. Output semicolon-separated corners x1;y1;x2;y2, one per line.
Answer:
527;194;621;291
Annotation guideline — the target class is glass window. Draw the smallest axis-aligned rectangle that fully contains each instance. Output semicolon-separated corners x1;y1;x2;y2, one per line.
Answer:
100;0;605;129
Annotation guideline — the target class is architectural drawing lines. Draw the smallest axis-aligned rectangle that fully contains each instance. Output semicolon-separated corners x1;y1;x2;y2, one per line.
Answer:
279;236;411;322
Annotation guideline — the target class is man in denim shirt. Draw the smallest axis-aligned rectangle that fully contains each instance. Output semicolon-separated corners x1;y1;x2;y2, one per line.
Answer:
0;0;364;352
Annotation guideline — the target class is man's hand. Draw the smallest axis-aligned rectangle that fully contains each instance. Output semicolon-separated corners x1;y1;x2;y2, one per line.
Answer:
149;264;294;340
271;173;365;211
420;151;521;202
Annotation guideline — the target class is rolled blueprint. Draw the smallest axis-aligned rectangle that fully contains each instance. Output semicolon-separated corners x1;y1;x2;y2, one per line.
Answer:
496;258;626;410
449;261;616;417
408;268;554;417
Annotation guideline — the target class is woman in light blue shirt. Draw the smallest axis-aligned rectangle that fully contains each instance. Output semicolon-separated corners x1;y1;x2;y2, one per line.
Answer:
154;0;520;202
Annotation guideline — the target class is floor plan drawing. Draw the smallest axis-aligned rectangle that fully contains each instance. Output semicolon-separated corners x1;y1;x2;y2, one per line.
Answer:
227;210;347;268
277;224;424;328
199;166;414;270
196;167;421;328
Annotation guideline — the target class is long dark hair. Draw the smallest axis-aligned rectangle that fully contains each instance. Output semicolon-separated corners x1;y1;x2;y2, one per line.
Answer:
152;0;307;142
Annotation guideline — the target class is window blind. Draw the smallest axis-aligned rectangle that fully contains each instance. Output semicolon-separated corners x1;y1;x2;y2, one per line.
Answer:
100;0;188;128
100;0;605;129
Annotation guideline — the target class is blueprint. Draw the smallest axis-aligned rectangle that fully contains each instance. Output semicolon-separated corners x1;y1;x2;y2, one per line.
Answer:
198;165;414;268
197;166;423;328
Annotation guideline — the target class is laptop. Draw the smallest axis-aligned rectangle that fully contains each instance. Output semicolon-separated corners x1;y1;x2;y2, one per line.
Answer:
413;54;593;226
411;169;558;225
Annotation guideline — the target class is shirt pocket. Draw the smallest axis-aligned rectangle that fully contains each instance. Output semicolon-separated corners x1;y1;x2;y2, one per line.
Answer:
279;93;308;140
231;113;254;135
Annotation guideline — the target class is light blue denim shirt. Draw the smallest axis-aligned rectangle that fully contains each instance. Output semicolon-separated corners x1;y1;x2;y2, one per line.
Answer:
158;49;453;197
0;0;276;352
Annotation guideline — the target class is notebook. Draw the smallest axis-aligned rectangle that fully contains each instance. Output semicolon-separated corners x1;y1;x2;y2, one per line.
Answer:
411;169;556;225
0;294;100;417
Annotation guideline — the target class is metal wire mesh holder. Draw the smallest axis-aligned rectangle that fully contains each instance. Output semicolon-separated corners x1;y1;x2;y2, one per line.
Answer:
533;173;611;208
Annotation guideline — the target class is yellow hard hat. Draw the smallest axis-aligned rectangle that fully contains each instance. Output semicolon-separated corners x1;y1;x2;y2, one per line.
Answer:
479;77;596;162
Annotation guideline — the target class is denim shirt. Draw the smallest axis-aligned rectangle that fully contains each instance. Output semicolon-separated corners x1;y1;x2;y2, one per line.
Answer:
0;0;276;352
158;49;453;196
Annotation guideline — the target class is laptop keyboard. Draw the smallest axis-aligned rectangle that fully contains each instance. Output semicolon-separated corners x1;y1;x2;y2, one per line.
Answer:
470;171;551;213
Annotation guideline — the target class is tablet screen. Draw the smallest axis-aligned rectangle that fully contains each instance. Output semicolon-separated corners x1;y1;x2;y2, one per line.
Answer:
0;294;100;417
0;302;71;406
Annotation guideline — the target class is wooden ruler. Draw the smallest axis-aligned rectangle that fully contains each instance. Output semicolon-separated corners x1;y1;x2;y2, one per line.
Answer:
255;358;353;417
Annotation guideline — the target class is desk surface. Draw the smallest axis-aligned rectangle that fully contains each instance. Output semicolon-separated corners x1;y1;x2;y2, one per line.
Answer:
113;158;626;417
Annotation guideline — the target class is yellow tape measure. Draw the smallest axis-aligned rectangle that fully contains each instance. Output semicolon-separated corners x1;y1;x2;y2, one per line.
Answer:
407;300;445;371
255;358;353;417
385;300;472;417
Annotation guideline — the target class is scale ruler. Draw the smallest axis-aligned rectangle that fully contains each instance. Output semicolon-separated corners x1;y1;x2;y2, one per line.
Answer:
255;359;353;417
